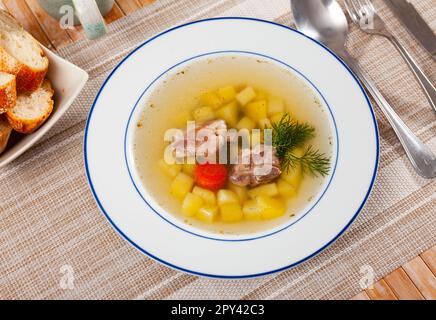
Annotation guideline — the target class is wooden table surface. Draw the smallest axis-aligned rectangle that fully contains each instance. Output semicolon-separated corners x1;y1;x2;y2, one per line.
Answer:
0;0;155;50
351;246;435;300
1;0;435;300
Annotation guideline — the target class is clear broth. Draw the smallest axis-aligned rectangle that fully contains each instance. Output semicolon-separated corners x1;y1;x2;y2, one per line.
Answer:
133;55;334;236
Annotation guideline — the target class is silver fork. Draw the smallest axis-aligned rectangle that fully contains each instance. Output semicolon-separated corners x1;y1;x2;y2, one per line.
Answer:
344;0;436;113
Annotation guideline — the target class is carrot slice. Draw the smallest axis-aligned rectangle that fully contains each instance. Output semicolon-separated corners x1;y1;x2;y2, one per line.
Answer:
194;163;228;191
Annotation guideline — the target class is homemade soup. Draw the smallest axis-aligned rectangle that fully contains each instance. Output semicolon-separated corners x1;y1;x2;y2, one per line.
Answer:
133;55;334;235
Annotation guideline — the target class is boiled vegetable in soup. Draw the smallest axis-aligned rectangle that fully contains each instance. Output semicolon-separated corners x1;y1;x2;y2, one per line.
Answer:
159;85;331;224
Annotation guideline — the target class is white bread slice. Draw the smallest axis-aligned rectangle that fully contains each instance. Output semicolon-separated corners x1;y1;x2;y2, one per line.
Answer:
6;79;54;134
0;115;12;154
0;10;49;93
0;71;16;113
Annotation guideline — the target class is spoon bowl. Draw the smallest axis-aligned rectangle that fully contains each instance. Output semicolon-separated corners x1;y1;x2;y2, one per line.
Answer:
291;0;349;53
291;0;436;178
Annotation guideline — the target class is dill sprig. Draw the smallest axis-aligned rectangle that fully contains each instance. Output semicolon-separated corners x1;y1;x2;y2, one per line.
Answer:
271;113;315;158
271;113;331;177
282;146;331;177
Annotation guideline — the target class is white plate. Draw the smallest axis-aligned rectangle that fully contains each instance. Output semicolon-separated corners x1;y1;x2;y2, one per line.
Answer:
85;18;379;278
0;46;88;168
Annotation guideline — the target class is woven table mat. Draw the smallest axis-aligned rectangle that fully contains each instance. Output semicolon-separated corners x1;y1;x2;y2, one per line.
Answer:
0;0;435;299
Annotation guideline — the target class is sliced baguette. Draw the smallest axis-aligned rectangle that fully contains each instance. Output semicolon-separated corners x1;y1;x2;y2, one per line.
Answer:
0;10;49;93
0;115;12;154
6;79;54;134
0;71;16;113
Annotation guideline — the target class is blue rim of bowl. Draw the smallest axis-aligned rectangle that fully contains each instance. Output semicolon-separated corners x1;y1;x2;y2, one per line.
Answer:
84;17;379;279
124;50;339;242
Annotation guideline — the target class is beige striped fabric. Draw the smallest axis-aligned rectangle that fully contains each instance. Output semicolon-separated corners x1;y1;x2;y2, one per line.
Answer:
0;0;435;299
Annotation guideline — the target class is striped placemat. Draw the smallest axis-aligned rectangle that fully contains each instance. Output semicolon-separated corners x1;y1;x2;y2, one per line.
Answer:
0;0;434;299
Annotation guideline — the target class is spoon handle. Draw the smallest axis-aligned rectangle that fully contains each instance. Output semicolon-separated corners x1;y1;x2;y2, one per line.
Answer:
339;50;436;179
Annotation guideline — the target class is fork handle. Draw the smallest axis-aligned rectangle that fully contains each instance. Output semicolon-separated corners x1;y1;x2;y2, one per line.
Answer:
338;50;436;179
388;36;436;113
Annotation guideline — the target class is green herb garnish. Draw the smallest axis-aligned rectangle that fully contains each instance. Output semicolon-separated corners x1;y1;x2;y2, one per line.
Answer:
281;146;331;176
271;114;315;158
271;114;331;177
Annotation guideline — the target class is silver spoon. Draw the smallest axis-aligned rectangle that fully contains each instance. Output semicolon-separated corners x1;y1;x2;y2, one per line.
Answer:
291;0;436;179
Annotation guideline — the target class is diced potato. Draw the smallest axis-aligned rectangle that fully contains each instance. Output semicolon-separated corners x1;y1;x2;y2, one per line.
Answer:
236;116;256;131
281;147;304;187
228;182;248;202
270;112;286;124
200;91;222;109
217;85;236;103
192;106;215;123
172;111;193;128
255;89;268;101
258;118;272;130
268;97;285;115
236;86;256;106
220;203;243;223
281;165;302;188
182;193;204;217
217;189;240;206
196;205;218;223
193;186;216;205
170;172;194;200
256;196;286;219
242;199;262;220
158;159;182;178
277;179;297;198
215;101;238;127
292;147;306;158
182;163;196;177
247;183;279;198
245;100;268;122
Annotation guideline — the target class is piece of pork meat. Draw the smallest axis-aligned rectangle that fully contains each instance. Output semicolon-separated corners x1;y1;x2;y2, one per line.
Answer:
170;120;228;159
229;144;282;187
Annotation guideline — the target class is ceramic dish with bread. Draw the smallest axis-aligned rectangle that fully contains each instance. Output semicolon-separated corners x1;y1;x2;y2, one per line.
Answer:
0;10;88;167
